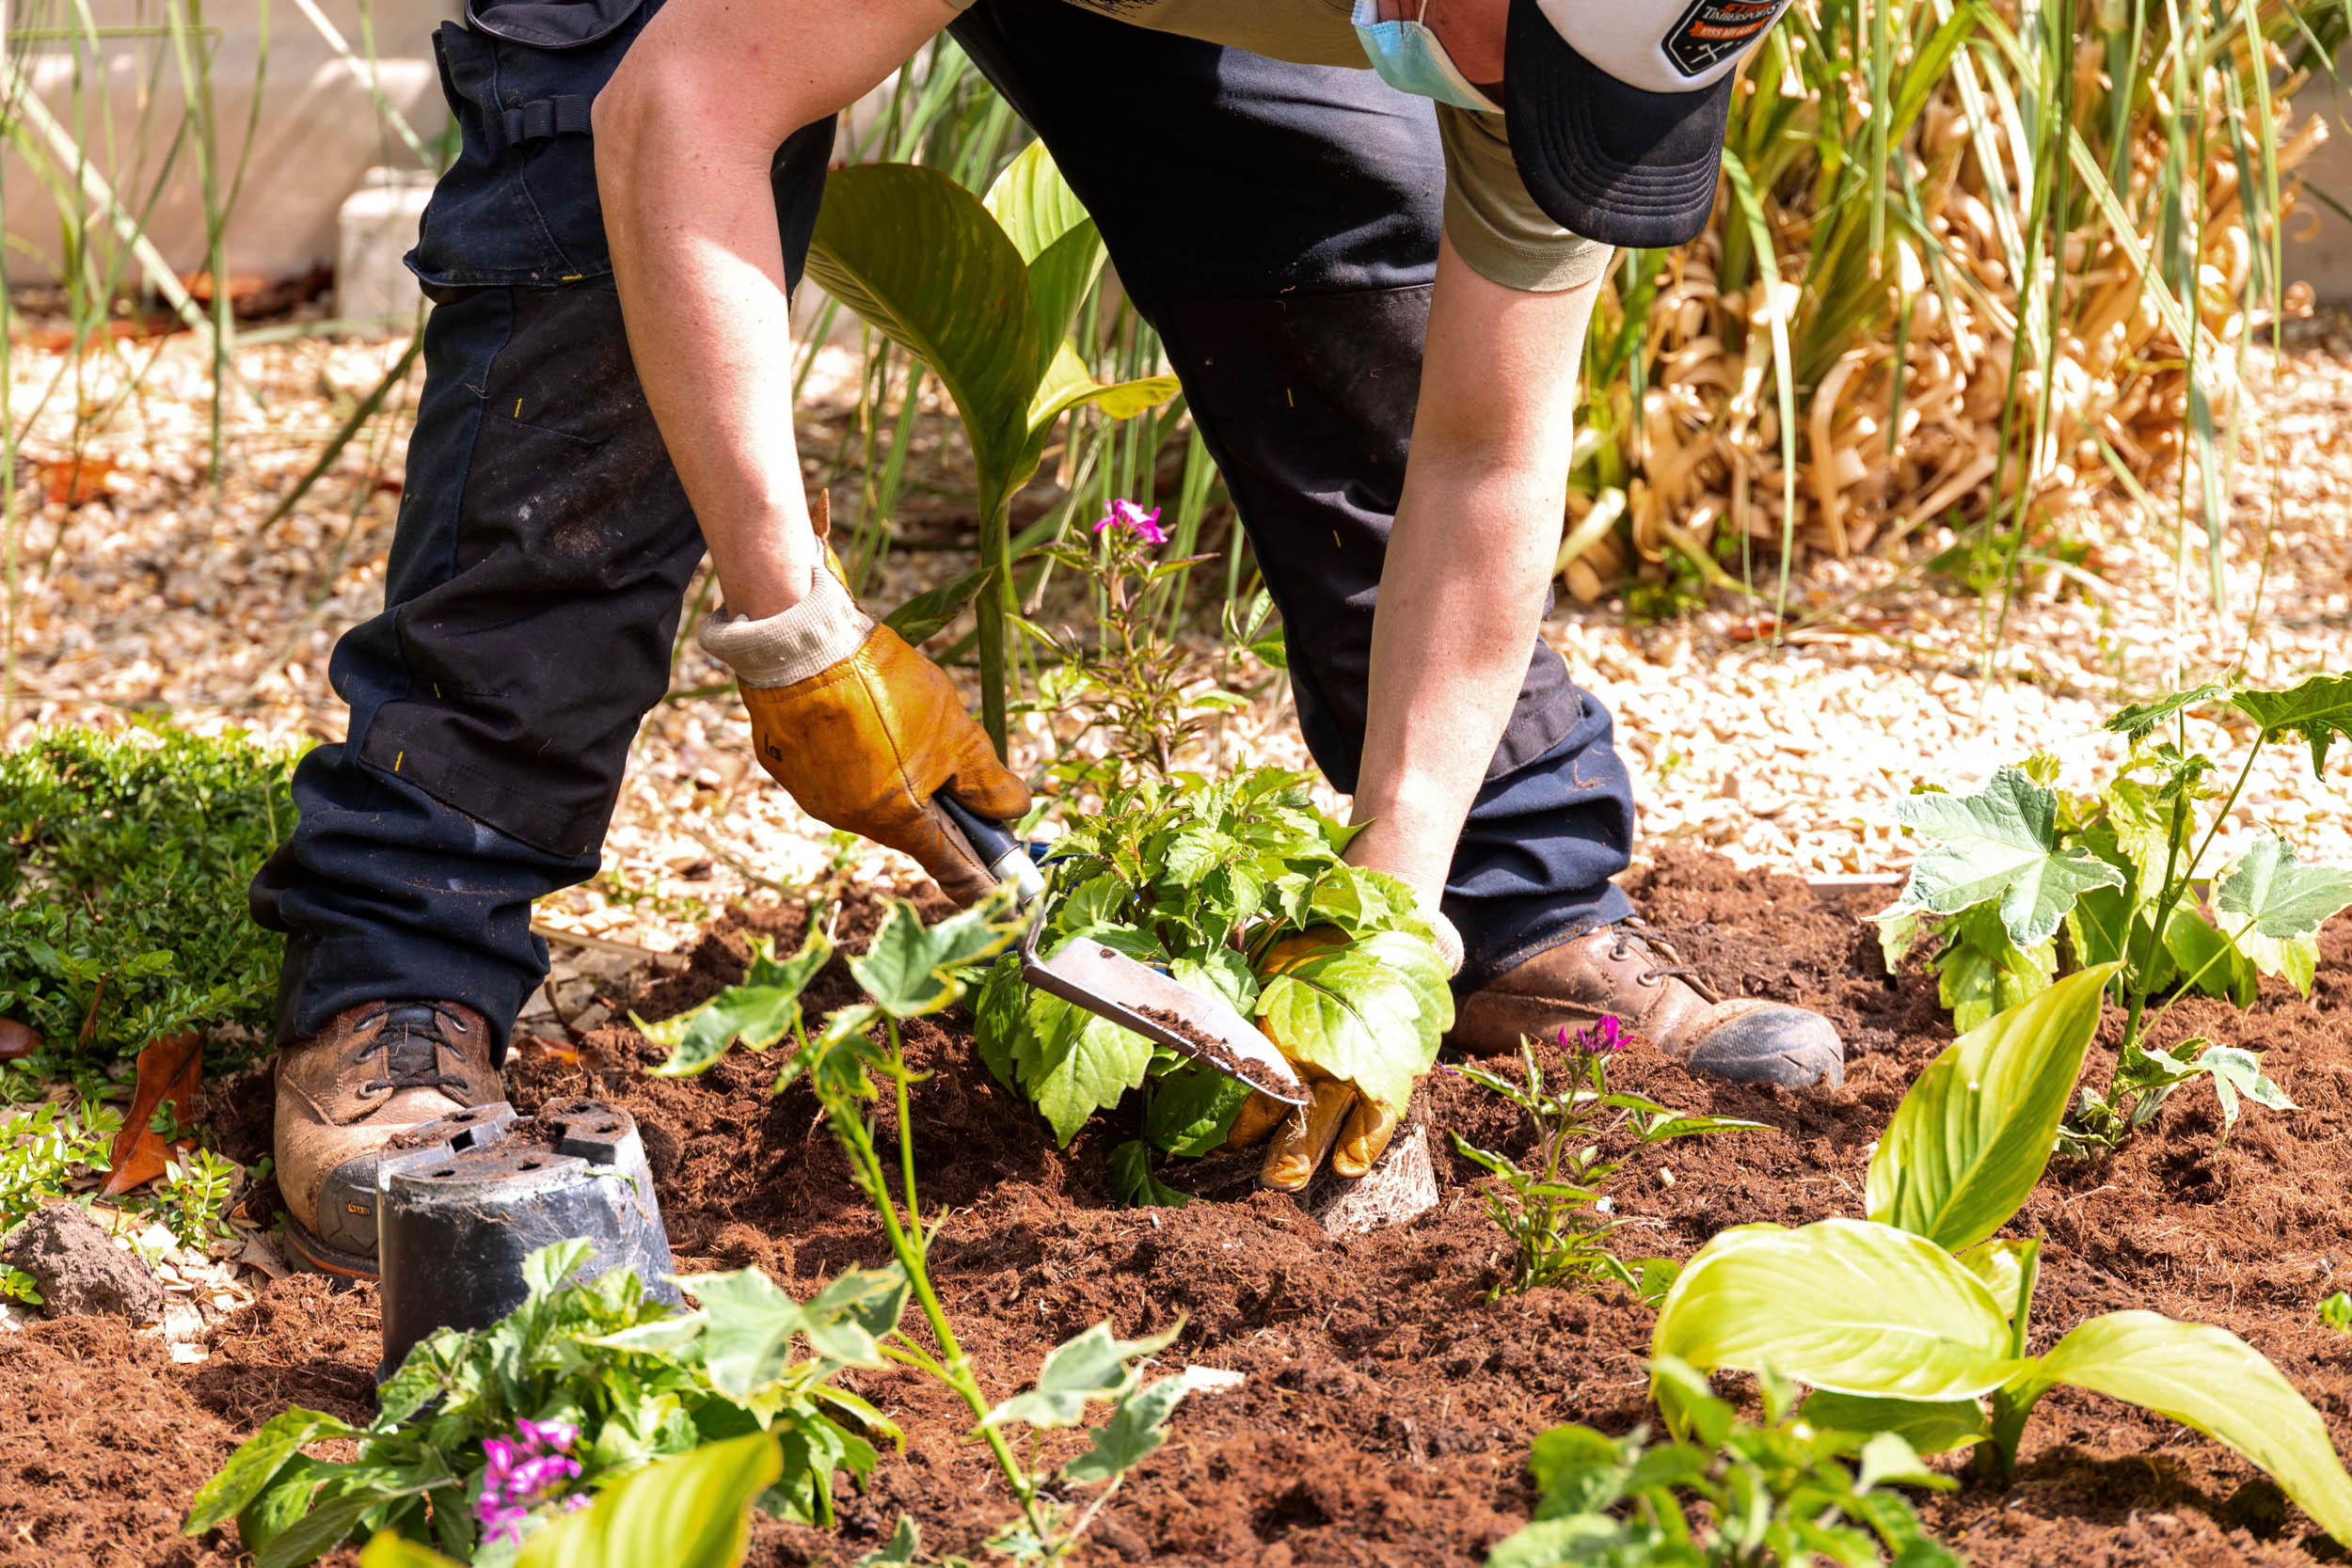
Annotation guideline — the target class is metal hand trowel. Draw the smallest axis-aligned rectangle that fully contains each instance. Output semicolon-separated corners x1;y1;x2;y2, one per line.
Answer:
935;795;1309;1105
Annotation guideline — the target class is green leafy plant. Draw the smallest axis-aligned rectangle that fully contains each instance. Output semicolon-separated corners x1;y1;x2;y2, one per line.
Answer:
803;143;1180;752
1651;966;2352;1543
150;1147;243;1252
642;892;1204;1560
0;722;299;1071
355;1430;785;1568
1020;498;1244;787
183;1239;901;1567
0;1098;121;1231
1485;1356;1959;1568
1450;1017;1765;1302
965;768;1452;1196
1874;674;2352;1151
2321;1292;2352;1335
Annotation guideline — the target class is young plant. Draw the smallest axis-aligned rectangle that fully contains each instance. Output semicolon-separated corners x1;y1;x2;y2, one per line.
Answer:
645;893;1203;1560
1021;498;1242;785
0;1097;121;1230
2321;1292;2352;1335
184;1239;900;1566
1450;1018;1765;1302
803;144;1180;752
1874;673;2352;1152
1484;1357;1959;1568
0;721;300;1072
967;768;1453;1198
149;1147;243;1252
1651;965;2352;1544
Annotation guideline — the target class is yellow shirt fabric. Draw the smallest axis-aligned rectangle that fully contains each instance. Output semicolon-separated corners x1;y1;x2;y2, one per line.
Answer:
946;0;1613;293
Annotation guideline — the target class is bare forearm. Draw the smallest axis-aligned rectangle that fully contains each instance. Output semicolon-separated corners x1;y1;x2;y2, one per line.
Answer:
594;0;948;618
1348;237;1597;900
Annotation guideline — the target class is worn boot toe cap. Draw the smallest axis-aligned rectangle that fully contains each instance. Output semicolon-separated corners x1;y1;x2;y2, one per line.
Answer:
1677;1000;1845;1088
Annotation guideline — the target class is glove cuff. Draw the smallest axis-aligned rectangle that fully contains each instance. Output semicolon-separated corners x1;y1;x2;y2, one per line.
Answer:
1424;907;1465;977
698;573;875;690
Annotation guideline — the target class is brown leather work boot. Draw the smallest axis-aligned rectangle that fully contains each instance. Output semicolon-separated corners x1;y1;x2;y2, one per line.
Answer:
1453;918;1844;1087
275;1001;501;1277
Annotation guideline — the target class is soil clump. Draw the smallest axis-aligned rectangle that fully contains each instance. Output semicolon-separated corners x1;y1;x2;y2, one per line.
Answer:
4;1201;162;1321
4;849;2349;1567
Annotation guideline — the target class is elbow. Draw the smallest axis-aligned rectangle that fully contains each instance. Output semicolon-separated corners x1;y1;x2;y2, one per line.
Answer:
592;65;658;223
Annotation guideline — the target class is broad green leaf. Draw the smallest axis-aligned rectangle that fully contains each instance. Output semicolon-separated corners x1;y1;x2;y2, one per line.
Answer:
1932;903;2056;1033
850;895;1020;1019
803;1264;911;1356
851;1515;923;1567
1653;1218;2019;1402
2237;929;2322;995
1955;1238;2038;1311
672;1269;816;1397
1854;1431;1947;1491
982;138;1091;263
982;1320;1184;1430
1023;223;1106;363
1802;1391;1990;1456
806;166;1041;503
2160;909;2257;1006
2106;682;2230;742
1887;769;2124;947
255;1493;376;1568
1484;1516;1646;1568
881;563;993;648
360;1534;461;1568
183;1407;361;1533
647;929;834;1076
525;1239;596;1297
2037;1311;2352;1544
1006;984;1153;1145
2217;838;2352;941
1059;1374;1188;1483
238;1459;328;1554
1106;1139;1189;1208
2232;673;2352;777
1253;929;1453;1117
1866;965;2113;1251
1025;341;1180;436
1142;1059;1253;1155
519;1432;782;1568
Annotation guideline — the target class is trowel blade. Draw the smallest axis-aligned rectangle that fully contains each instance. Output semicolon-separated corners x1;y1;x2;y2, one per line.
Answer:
1021;935;1311;1105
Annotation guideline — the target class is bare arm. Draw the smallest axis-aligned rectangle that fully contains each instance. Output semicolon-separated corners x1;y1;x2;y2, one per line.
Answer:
1345;234;1599;901
593;0;953;617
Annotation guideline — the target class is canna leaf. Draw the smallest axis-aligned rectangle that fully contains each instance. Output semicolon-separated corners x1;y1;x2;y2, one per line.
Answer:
2231;673;2352;778
2215;837;2352;941
1883;768;2123;948
1865;965;2114;1251
1801;1390;1990;1456
1653;1218;2019;1402
518;1432;782;1568
2036;1311;2352;1545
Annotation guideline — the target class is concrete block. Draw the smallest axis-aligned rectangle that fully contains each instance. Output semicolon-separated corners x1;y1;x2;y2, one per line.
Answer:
337;168;437;327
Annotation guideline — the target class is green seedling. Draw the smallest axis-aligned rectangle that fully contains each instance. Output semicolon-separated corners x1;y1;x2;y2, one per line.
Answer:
1485;1358;1959;1568
2321;1292;2352;1335
1651;966;2352;1544
0;1098;121;1232
0;1263;42;1307
150;1148;243;1252
642;893;1203;1561
1876;673;2352;1153
1449;1017;1765;1302
184;1239;898;1566
970;767;1453;1198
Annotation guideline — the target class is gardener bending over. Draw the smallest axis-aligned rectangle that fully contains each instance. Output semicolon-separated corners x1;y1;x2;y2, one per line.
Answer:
251;0;1842;1277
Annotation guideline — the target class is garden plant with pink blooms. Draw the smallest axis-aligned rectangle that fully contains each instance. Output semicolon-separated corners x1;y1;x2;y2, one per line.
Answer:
1449;1017;1767;1302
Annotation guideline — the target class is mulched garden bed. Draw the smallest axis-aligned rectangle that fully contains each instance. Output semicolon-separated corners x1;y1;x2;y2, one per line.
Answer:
5;846;2349;1567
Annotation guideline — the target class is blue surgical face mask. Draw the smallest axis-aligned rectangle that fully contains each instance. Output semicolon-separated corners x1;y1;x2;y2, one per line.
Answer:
1352;0;1503;115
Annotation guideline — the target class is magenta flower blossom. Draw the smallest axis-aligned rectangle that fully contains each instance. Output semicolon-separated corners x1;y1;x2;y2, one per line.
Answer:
1559;1016;1628;1056
1093;498;1167;546
476;1417;589;1545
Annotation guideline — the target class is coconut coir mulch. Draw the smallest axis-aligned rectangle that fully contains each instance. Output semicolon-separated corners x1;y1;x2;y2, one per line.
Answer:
7;847;2351;1568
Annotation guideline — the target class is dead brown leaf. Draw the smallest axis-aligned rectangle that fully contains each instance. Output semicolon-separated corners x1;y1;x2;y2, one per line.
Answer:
102;1031;203;1196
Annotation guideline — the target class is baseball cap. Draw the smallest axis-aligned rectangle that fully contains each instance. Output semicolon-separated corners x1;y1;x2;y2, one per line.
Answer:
1503;0;1791;248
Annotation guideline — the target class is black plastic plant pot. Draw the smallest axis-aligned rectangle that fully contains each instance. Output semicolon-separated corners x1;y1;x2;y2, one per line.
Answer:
373;1097;680;1383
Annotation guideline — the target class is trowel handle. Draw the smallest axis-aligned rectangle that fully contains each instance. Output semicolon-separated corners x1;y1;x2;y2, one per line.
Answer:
935;793;1045;904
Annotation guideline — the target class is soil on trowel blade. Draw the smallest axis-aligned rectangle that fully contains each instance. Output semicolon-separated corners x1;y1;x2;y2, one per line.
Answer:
7;849;2352;1567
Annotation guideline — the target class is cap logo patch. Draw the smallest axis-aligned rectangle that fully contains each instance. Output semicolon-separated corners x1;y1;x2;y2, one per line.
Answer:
1661;0;1787;78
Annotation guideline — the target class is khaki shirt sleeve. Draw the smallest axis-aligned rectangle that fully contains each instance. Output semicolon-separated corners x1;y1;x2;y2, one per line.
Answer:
1436;103;1613;293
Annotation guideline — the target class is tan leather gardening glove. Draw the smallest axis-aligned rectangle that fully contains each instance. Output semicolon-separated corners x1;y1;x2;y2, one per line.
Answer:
699;556;1027;908
1225;916;1462;1191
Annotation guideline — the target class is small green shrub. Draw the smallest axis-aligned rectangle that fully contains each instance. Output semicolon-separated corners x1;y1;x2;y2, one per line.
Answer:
0;721;301;1070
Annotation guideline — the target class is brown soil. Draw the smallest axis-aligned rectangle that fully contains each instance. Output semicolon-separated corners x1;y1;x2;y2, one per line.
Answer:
7;847;2352;1567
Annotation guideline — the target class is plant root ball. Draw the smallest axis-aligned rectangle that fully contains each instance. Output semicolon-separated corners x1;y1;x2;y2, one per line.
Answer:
4;1201;164;1322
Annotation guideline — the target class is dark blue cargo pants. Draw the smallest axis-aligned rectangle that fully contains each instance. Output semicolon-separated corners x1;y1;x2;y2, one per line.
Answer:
249;0;1638;1057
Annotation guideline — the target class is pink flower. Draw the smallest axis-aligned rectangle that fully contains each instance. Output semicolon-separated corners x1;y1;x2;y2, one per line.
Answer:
1093;499;1167;546
1561;1017;1627;1056
476;1417;587;1545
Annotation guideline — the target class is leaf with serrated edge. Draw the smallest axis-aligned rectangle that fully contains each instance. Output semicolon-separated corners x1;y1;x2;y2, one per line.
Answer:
2232;673;2352;777
2217;838;2352;941
1865;966;2113;1252
2106;682;2231;742
982;1321;1184;1431
1887;770;2123;948
1253;930;1451;1116
850;895;1019;1020
1653;1218;2019;1402
2036;1311;2352;1545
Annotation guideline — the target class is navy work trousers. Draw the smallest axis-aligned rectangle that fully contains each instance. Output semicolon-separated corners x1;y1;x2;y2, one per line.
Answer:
250;0;1638;1056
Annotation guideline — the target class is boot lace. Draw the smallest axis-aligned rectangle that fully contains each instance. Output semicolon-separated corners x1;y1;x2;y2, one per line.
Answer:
349;1002;476;1095
1606;917;1722;1005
